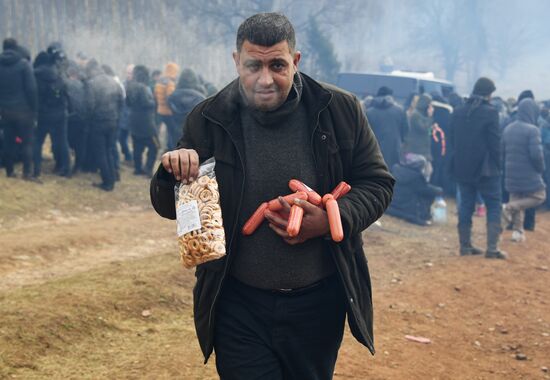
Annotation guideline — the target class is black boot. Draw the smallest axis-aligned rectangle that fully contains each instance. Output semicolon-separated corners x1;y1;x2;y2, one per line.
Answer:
458;224;483;256
485;222;508;259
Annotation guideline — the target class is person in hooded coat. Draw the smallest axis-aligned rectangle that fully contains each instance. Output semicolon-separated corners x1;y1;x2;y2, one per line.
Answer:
501;98;546;243
126;65;158;177
386;153;442;225
168;68;206;135
448;77;507;259
33;50;71;179
501;90;538;231
365;86;408;170
0;38;37;179
405;94;434;163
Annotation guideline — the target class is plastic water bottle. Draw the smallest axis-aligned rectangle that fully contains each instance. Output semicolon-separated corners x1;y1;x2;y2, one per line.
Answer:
432;196;447;224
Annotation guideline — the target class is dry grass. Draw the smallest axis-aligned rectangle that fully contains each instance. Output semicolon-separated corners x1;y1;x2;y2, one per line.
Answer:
0;156;152;226
0;250;217;379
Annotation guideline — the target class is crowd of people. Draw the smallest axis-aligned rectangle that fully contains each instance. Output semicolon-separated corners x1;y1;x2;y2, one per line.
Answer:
0;38;215;191
366;79;549;258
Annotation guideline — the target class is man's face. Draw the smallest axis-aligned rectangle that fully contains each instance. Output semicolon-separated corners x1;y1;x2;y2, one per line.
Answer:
233;40;301;111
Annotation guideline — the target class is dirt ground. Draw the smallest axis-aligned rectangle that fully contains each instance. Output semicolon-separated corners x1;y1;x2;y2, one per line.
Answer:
0;159;549;379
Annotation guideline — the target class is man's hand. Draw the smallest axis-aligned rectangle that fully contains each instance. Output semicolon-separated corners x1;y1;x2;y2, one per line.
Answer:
160;148;199;183
264;197;330;245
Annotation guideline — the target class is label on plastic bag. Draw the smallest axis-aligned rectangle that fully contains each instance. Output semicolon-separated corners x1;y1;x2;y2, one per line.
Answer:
176;200;201;236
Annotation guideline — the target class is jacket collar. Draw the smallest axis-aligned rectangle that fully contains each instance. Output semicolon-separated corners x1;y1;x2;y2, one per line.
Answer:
202;72;333;137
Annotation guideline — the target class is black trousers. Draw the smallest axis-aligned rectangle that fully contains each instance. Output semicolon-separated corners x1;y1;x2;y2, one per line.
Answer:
214;274;346;380
89;124;117;188
132;135;158;174
68;116;88;172
0;109;33;176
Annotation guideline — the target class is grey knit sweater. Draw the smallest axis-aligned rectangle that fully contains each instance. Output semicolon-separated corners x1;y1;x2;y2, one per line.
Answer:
230;76;335;289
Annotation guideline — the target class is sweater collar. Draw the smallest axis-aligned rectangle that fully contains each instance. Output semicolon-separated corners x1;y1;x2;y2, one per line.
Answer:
238;72;303;127
202;72;331;135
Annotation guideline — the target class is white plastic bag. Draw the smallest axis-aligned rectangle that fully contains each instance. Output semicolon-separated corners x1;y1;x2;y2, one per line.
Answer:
175;158;226;268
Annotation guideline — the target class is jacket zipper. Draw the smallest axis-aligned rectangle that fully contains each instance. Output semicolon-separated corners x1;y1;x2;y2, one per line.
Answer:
202;113;246;363
310;97;375;354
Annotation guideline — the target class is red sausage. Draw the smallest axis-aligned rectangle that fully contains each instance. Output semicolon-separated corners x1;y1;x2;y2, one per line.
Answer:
331;181;351;200
323;194;344;242
267;191;308;211
288;179;322;206
286;204;304;237
242;202;268;236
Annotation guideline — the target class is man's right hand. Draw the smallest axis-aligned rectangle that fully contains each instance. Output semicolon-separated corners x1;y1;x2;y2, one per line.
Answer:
160;148;199;183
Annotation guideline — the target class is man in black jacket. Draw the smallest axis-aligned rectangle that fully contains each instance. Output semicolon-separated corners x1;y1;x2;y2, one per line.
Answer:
150;13;394;379
448;77;507;259
85;60;124;191
365;86;409;170
33;50;70;179
0;38;37;178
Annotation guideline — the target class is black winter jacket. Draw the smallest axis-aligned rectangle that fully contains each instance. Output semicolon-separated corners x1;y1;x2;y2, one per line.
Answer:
0;49;37;114
85;72;124;125
150;73;394;362
126;81;157;138
366;95;409;169
168;88;206;129
448;96;501;183
66;77;86;119
34;63;68;121
502;99;545;193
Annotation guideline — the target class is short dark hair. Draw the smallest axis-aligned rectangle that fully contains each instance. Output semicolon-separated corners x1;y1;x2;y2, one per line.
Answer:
3;38;17;51
236;13;296;52
133;65;150;84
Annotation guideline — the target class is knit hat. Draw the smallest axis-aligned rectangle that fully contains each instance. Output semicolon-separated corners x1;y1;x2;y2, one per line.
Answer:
472;77;496;96
376;86;393;97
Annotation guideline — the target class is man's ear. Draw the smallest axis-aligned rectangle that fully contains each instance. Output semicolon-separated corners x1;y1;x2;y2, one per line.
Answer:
232;51;240;69
293;51;301;71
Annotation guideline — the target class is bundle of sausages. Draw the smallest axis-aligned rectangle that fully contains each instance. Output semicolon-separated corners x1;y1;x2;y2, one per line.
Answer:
242;180;351;242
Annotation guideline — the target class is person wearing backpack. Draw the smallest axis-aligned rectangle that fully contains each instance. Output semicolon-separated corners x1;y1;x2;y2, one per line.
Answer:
32;50;70;179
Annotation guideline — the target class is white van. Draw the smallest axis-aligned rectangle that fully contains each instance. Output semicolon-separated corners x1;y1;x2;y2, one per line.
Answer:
336;71;455;106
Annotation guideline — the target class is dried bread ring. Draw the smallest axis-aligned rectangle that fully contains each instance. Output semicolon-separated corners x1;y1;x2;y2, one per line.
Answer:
213;242;226;255
199;242;210;255
197;176;210;186
188;238;201;253
199;189;214;203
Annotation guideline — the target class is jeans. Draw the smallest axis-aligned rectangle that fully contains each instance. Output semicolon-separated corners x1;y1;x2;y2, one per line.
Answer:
118;127;132;161
162;115;180;151
457;176;502;228
214;275;346;380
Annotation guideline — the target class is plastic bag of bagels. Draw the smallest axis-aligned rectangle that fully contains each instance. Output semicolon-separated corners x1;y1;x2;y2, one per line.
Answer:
175;157;226;268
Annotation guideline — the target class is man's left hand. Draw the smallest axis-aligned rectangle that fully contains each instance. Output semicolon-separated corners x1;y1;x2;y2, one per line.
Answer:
264;197;330;245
